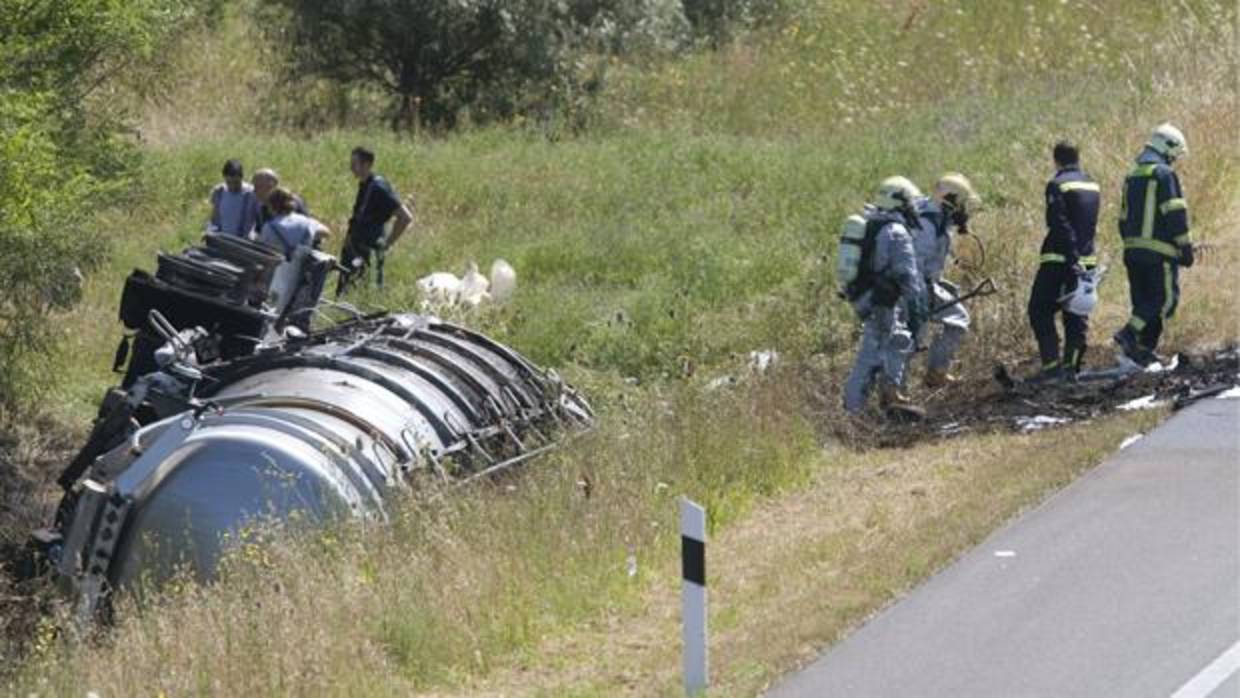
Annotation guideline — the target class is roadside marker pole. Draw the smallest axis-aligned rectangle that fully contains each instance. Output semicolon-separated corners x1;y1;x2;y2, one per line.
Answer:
680;497;708;696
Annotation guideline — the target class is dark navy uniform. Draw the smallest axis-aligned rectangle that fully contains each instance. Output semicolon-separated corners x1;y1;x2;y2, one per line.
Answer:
338;174;402;292
1027;165;1101;374
1114;150;1192;357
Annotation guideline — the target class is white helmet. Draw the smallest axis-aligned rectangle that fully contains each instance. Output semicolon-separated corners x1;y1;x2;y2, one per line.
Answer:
1060;266;1106;317
1148;123;1188;160
935;172;980;216
875;176;922;212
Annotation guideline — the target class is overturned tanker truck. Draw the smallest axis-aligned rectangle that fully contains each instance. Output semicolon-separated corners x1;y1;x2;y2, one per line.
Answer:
30;234;593;615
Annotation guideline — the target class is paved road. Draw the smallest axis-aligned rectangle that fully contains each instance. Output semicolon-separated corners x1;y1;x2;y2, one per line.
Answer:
770;396;1240;698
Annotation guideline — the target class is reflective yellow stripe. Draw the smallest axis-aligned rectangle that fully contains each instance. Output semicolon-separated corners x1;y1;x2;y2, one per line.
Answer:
1131;164;1157;178
1079;255;1098;267
1124;237;1179;257
1040;252;1067;264
1161;262;1175;319
1043;360;1060;370
1128;316;1147;331
1160;197;1187;214
1059;181;1100;193
1141;178;1158;238
1173;234;1192;246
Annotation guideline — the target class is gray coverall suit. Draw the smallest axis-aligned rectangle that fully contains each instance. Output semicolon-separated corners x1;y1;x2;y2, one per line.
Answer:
913;197;970;373
843;211;926;413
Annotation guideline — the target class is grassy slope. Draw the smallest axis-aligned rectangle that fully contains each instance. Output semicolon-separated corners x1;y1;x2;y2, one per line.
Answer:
13;0;1240;694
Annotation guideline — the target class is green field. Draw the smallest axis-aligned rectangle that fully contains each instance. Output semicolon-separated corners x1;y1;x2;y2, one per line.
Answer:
11;1;1240;695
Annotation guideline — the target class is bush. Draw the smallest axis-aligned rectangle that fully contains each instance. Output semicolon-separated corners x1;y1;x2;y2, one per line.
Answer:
0;0;206;405
682;0;786;46
261;0;574;130
259;0;773;131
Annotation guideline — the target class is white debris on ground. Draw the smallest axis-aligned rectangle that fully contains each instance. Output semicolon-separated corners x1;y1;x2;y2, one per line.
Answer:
1118;394;1166;411
458;261;490;305
748;349;780;373
704;349;780;392
416;259;516;310
1145;355;1179;373
489;259;517;302
1119;434;1144;450
1216;386;1240;400
938;422;965;436
1015;415;1072;432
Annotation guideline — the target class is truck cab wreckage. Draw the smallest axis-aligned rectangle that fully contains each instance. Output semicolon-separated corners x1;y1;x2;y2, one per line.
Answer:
31;235;593;615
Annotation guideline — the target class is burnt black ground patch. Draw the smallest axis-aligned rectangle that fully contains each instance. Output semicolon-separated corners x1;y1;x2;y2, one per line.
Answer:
885;347;1237;448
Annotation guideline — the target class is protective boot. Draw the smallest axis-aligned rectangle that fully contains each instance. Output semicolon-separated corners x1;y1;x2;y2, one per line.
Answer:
1112;327;1153;367
924;368;959;389
879;380;925;421
1026;365;1065;386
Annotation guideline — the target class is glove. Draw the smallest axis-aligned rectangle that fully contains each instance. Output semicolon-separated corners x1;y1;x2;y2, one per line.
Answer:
1179;244;1195;268
950;207;970;231
907;295;929;343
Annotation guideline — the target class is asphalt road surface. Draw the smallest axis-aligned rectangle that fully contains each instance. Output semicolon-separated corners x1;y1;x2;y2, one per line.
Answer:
770;395;1240;698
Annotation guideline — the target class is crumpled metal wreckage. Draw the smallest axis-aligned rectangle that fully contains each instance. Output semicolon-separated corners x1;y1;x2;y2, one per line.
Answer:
30;234;592;617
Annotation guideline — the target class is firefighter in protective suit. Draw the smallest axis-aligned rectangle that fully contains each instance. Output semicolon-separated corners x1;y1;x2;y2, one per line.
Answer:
843;177;928;416
1113;123;1194;367
913;173;980;388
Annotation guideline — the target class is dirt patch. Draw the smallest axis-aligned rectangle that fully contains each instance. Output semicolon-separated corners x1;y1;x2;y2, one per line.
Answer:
818;346;1239;450
0;413;82;666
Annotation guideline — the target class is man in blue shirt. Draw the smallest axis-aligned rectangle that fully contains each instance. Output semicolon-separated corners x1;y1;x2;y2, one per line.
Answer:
337;146;414;295
252;168;309;236
207;159;257;236
259;187;330;260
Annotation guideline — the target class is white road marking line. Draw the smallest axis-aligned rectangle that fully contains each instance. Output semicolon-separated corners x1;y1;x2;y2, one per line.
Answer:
1170;639;1240;698
993;550;1016;558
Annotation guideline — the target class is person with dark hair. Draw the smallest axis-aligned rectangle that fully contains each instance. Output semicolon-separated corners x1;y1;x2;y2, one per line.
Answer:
259;186;331;260
1026;140;1101;383
252;168;309;235
208;159;258;236
338;146;414;294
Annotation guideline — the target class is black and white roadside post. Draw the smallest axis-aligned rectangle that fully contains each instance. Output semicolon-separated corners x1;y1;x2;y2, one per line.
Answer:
681;496;708;695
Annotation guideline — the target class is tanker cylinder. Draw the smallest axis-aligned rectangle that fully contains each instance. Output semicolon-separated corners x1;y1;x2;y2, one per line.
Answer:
35;238;593;618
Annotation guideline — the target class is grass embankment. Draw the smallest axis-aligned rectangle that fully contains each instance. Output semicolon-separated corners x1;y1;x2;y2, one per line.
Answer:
9;1;1239;695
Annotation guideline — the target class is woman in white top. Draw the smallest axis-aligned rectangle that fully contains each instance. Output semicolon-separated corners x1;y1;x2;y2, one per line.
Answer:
259;187;331;260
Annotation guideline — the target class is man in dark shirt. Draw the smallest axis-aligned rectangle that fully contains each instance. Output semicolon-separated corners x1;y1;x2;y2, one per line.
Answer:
1026;140;1101;383
338;146;414;295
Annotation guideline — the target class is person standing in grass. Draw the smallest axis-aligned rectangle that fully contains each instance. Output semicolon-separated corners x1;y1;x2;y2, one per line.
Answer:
1113;123;1194;368
259;187;331;260
842;176;928;417
1026;140;1101;383
337;146;414;295
207;159;258;236
252;168;309;237
912;172;980;389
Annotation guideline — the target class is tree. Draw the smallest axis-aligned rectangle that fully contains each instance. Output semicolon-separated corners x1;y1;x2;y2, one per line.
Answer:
265;0;576;129
264;0;712;130
0;0;205;404
682;0;785;47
